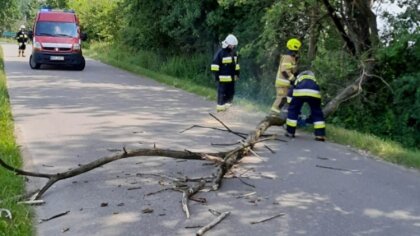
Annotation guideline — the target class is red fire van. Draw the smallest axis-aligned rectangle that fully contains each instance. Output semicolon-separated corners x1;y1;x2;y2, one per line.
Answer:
29;9;87;70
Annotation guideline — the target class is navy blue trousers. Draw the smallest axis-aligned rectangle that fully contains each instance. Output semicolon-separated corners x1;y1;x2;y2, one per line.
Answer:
286;96;326;136
217;81;235;105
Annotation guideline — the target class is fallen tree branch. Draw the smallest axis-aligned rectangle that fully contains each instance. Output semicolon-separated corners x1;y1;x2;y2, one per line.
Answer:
0;148;225;200
196;211;230;236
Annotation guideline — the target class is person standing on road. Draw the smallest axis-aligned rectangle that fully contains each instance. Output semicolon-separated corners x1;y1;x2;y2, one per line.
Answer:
16;25;29;57
285;70;326;141
270;38;301;115
210;34;240;112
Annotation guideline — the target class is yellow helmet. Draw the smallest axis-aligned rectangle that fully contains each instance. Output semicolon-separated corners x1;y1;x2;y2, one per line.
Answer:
286;38;302;51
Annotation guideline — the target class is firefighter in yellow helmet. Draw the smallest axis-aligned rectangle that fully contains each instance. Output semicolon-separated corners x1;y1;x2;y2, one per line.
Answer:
270;38;301;115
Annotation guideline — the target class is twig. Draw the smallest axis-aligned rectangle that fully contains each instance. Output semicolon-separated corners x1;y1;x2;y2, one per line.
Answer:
182;180;206;218
0;208;12;219
196;211;230;236
250;213;285;224
211;141;241;146
127;186;142;191
39;211;70;223
18;200;45;205
145;188;174;196
237;177;255;188
315;164;354;172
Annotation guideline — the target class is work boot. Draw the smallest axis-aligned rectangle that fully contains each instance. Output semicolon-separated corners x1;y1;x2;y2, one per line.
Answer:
216;104;226;112
285;132;295;138
315;136;326;142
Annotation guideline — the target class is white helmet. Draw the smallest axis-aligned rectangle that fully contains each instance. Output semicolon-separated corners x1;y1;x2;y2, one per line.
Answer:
20;25;26;29
222;34;238;48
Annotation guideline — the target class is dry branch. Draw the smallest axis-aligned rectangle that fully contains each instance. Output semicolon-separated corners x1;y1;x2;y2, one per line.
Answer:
250;213;285;224
181;180;206;219
196;211;230;236
0;148;224;200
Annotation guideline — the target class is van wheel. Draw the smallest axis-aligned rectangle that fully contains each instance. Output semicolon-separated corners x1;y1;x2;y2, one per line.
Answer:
75;58;85;71
29;55;41;69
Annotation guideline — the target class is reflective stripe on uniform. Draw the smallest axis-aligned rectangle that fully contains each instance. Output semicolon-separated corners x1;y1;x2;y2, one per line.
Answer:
286;119;297;127
314;121;326;129
296;75;316;84
234;56;238;63
281;62;294;69
275;77;291;87
211;64;220;71
271;107;280;113
222;57;233;64
235;64;240;70
293;89;321;98
219;75;232;82
287;96;292;103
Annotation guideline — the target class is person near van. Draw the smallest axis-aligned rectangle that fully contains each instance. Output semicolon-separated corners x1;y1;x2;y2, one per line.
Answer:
285;70;326;141
270;38;302;115
210;34;240;112
16;25;29;57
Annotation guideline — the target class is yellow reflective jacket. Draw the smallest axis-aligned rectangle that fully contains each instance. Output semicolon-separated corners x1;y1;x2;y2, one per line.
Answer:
275;53;297;87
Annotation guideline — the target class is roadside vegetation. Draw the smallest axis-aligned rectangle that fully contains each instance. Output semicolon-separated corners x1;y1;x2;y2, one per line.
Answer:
0;45;33;235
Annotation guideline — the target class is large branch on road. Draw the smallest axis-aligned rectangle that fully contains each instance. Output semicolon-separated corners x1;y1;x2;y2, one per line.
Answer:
0;148;225;200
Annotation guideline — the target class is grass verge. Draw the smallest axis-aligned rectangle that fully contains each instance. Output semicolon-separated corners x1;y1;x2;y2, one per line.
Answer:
85;42;420;170
0;46;33;235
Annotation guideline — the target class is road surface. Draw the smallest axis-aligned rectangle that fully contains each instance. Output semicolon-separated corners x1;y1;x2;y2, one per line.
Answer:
2;43;420;236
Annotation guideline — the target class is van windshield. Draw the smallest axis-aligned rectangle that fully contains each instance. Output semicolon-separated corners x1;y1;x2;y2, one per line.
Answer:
35;22;78;38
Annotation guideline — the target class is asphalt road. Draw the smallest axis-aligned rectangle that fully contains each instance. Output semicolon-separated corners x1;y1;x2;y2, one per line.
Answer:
2;43;420;236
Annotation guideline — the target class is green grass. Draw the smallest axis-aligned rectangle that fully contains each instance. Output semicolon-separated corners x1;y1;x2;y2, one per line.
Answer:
327;125;420;169
85;42;420;170
0;46;34;236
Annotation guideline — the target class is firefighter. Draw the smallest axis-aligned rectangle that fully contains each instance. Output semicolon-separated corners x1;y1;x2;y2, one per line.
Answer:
285;70;326;141
210;34;240;112
16;25;28;57
270;38;301;115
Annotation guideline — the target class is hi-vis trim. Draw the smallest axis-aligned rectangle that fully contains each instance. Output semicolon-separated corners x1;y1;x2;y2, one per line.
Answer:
234;56;238;63
282;62;295;69
296;74;316;84
219;75;232;82
276;77;291;87
286;119;297;127
222;57;233;64
211;64;220;71
293;89;321;98
287;96;292;103
235;64;240;70
314;121;326;129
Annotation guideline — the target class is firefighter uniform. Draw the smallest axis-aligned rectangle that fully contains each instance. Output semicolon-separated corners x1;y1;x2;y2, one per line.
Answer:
286;71;326;140
211;37;240;112
271;51;298;113
16;28;28;57
271;38;301;114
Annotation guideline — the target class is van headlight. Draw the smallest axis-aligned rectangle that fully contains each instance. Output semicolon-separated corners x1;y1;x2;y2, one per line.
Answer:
34;41;42;49
73;43;81;50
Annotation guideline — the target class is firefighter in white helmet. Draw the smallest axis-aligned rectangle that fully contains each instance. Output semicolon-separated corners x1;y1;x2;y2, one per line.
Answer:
211;34;240;112
270;38;302;115
16;25;29;57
